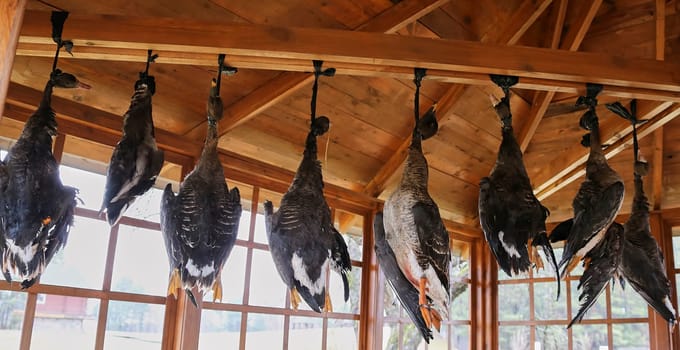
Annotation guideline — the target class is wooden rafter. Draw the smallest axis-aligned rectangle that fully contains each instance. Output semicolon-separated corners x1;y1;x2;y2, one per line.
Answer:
180;0;452;142
15;11;680;102
0;0;26;118
336;0;553;231
517;0;601;152
536;102;680;201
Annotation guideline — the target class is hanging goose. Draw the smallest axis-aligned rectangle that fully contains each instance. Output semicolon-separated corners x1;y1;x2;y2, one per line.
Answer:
567;222;624;326
379;68;450;332
160;55;242;306
479;75;559;296
0;12;85;288
550;83;624;278
374;212;433;343
264;61;351;313
101;50;164;226
608;101;676;326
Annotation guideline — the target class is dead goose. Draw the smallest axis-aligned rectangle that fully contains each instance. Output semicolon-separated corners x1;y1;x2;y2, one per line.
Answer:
0;12;85;289
101;50;164;226
264;61;351;313
608;101;676;327
381;68;450;332
160;55;242;306
479;75;559;297
551;84;624;278
374;211;433;343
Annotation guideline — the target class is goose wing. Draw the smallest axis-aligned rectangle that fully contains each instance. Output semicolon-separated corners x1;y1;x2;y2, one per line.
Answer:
160;183;183;270
374;212;433;343
330;225;351;301
561;181;624;272
209;185;241;271
412;200;450;295
570;223;624;327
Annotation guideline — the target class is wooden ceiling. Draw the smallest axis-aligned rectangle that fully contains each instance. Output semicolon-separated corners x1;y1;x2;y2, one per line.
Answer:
4;0;680;235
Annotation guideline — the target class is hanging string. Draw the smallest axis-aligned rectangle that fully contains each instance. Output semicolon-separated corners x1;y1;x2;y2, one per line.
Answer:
215;54;226;96
140;50;158;80
413;68;427;126
310;60;335;125
50;11;70;74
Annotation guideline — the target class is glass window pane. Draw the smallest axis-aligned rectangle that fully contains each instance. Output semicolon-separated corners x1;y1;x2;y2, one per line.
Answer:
497;266;529;281
330;266;361;314
451;284;470;320
534;248;563;279
328;318;358;350
344;233;363;262
254;213;269;244
612;323;649;349
245;313;283;349
451;325;470;350
41;216;109;289
570;280;606;320
31;295;99;350
199;309;241;350
237;211;251;241
59;165;106;211
610;283;648;318
289;316;323;349
104;301;164;350
248;249;286;308
498;284;530;320
0;291;27;349
204;245;247;304
534;281;566;320
426;324;446;349
111;225;167;296
382;278;401;318
535;325;568;350
498;326;530;349
572;324;608;350
381;323;400;350
124;187;164;223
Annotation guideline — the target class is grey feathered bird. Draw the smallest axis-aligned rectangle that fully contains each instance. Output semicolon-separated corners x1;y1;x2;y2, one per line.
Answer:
0;69;87;288
374;211;433;343
101;53;164;226
551;85;624;278
479;76;559;297
382;103;450;332
264;115;351;313
160;77;242;306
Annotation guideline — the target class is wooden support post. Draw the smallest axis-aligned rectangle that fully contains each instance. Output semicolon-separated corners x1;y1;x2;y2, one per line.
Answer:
0;0;26;118
359;211;378;350
474;237;497;350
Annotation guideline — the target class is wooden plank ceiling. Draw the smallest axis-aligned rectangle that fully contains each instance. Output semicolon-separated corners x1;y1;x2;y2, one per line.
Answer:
4;0;680;234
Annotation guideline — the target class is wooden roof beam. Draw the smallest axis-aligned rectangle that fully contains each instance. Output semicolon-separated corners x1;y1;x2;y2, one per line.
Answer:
535;102;680;201
0;0;26;118
3;82;379;213
15;11;680;102
179;0;452;142
337;0;553;231
517;0;601;152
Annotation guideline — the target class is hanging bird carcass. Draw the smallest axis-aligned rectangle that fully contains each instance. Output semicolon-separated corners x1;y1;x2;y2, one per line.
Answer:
160;56;242;305
264;61;351;313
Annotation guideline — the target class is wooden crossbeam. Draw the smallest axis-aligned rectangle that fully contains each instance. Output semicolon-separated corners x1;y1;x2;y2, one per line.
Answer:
3;82;379;213
15;11;680;102
0;0;26;118
180;0;451;142
517;0;600;152
535;102;680;200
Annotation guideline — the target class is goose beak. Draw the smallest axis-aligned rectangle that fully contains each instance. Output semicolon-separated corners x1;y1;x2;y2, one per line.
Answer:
77;81;92;90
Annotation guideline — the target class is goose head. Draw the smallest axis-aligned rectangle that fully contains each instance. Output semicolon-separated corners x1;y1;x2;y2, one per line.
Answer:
50;69;91;90
417;105;438;140
311;116;330;136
